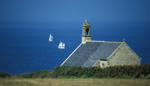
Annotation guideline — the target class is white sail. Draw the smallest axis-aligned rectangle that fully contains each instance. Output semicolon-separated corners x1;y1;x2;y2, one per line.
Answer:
58;42;63;47
63;43;65;47
49;34;53;42
58;41;65;49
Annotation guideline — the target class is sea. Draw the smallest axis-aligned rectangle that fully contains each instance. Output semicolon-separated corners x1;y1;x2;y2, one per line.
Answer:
0;21;150;75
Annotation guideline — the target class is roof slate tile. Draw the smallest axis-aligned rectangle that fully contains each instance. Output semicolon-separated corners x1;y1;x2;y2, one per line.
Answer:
62;41;121;67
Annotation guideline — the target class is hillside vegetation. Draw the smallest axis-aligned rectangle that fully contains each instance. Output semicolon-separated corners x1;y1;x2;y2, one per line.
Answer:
52;65;150;78
0;65;150;79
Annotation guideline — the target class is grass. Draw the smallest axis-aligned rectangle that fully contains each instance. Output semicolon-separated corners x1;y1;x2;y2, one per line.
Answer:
0;78;150;86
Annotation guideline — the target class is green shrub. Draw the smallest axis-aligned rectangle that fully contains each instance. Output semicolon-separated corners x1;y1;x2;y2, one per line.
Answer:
3;65;150;79
0;73;11;78
16;73;32;78
30;70;52;78
52;65;150;78
144;74;150;79
16;70;53;78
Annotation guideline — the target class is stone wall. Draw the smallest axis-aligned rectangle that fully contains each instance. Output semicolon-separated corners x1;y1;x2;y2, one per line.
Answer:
82;36;91;44
94;60;108;68
108;42;141;66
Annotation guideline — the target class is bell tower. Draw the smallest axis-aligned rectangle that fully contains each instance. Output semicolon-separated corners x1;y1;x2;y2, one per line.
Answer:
82;19;91;43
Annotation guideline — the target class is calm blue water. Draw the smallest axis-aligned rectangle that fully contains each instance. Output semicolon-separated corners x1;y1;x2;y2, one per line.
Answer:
0;22;150;75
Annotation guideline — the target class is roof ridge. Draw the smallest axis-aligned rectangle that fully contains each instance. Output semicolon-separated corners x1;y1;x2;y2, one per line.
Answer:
87;40;122;43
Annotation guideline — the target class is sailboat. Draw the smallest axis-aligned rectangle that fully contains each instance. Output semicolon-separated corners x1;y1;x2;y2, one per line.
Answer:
58;41;65;49
49;34;53;42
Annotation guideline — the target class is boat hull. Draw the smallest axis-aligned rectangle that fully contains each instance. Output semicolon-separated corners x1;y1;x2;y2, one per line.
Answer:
58;46;65;49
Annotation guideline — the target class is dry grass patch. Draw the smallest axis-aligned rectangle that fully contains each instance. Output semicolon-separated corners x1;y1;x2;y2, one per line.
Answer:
0;78;150;86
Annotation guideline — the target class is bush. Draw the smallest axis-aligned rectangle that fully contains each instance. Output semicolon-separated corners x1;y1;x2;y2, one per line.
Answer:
1;65;150;79
0;73;12;78
30;70;52;78
16;73;32;78
52;65;150;78
144;74;150;79
16;70;53;78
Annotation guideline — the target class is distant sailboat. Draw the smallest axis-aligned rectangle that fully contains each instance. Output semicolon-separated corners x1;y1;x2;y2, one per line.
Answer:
49;34;53;42
58;41;65;49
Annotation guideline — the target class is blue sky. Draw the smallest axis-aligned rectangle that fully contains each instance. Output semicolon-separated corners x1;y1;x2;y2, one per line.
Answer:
0;0;149;23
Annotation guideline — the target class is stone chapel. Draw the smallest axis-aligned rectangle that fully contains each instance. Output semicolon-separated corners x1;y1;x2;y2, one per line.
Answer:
61;19;141;68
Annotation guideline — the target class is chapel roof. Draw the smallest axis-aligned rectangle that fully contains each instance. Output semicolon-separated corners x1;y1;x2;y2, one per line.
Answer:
61;41;122;67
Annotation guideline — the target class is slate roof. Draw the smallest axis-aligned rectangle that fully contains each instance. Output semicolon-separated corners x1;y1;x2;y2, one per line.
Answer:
61;41;122;67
